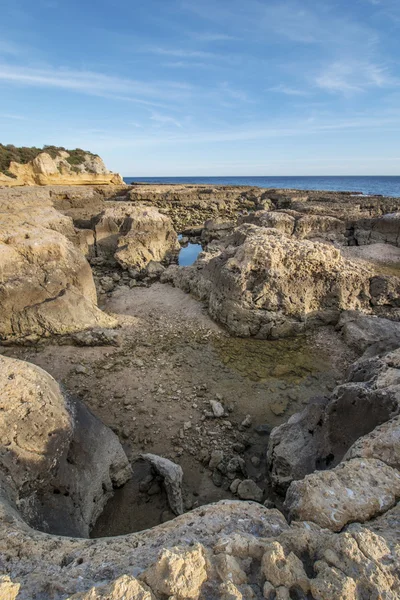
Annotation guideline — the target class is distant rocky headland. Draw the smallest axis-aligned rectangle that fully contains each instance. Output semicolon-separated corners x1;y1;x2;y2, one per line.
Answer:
1;167;400;599
0;144;123;186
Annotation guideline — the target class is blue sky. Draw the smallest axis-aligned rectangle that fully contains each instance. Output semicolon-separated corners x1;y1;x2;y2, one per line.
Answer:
0;0;399;176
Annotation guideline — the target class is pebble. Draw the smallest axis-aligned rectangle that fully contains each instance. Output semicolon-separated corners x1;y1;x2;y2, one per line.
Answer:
210;400;224;418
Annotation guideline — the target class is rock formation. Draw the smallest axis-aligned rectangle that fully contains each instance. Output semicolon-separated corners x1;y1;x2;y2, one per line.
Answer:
0;188;116;343
164;223;398;338
0;147;123;186
93;204;179;269
0;182;400;599
268;347;400;492
0;355;131;537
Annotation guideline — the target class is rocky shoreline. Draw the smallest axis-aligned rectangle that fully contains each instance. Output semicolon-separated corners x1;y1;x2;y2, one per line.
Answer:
0;182;400;599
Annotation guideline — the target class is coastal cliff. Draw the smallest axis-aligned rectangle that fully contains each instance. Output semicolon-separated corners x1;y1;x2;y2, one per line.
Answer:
0;144;123;186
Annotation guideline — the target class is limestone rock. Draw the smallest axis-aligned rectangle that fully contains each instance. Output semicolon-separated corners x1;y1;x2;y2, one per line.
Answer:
140;453;184;515
0;576;20;600
0;355;131;537
67;576;155;599
268;348;400;492
166;224;376;338
141;544;207;599
338;310;400;356
94;204;179;269
344;415;400;469
0;189;116;342
1;150;123;187
261;541;310;593
284;458;400;531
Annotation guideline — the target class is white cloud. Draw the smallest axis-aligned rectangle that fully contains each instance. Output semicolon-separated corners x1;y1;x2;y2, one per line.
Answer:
269;85;310;96
150;112;183;128
0;64;193;106
316;61;395;94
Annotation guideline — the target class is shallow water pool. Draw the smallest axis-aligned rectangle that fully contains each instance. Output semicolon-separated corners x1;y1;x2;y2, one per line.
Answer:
178;242;202;266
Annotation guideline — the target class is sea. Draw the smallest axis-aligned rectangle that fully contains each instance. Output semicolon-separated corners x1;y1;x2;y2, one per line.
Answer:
124;176;400;198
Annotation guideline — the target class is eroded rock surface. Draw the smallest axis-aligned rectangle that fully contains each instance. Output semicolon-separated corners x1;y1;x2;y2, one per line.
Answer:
0;188;116;342
93;204;179;270
268;347;400;492
0;355;131;537
165;224;381;338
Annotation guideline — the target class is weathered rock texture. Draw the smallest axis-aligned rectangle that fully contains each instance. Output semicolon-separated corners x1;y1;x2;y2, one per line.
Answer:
0;355;131;537
268;347;400;493
0;187;116;342
93;204;179;269
164;224;397;338
0;150;123;186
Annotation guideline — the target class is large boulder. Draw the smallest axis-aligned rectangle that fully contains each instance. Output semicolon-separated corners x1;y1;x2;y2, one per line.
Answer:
284;458;400;531
354;212;400;247
338;311;400;356
165;224;377;338
0;224;116;342
268;348;400;492
241;210;346;242
0;356;131;537
93;204;179;270
0;188;117;342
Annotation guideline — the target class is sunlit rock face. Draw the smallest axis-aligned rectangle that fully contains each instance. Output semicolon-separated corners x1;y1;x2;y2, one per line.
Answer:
0;150;123;186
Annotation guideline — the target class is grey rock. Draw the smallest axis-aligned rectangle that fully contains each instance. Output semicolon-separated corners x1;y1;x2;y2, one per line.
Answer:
209;450;224;470
237;479;263;502
140;453;184;515
210;400;225;418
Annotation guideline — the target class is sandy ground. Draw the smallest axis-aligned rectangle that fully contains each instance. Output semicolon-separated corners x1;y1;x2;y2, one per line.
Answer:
0;283;357;537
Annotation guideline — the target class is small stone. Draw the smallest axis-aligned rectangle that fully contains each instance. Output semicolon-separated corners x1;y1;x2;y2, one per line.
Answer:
251;456;261;468
210;400;225;418
100;276;114;292
183;421;192;431
209;450;224;470
237;479;263;502
75;364;87;375
230;478;241;494
212;469;223;487
112;272;121;282
240;414;252;429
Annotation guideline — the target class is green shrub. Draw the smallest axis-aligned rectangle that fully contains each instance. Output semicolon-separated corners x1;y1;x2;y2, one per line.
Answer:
0;144;99;175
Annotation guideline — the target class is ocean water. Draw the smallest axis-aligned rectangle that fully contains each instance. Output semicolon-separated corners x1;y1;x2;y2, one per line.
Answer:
124;176;400;198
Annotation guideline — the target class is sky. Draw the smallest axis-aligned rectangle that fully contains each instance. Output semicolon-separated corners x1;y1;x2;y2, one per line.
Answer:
0;0;399;176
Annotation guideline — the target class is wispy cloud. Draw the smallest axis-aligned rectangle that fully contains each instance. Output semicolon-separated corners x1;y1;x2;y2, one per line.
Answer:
0;64;193;106
150;112;183;128
0;113;26;120
189;32;240;42
269;84;310;96
316;61;396;94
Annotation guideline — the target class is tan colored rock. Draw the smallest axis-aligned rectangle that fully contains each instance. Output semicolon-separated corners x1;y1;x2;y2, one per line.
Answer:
141;544;207;599
0;188;116;342
166;224;375;338
261;541;310;593
1;151;123;187
94;204;179;269
214;553;248;585
67;576;155;599
344;416;400;469
0;355;130;537
310;560;357;600
0;576;20;600
285;458;400;531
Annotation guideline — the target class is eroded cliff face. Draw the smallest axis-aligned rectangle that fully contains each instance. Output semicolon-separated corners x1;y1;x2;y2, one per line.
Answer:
0;150;123;186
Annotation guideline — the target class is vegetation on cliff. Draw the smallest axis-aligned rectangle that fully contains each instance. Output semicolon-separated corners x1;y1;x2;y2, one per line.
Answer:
0;144;98;176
